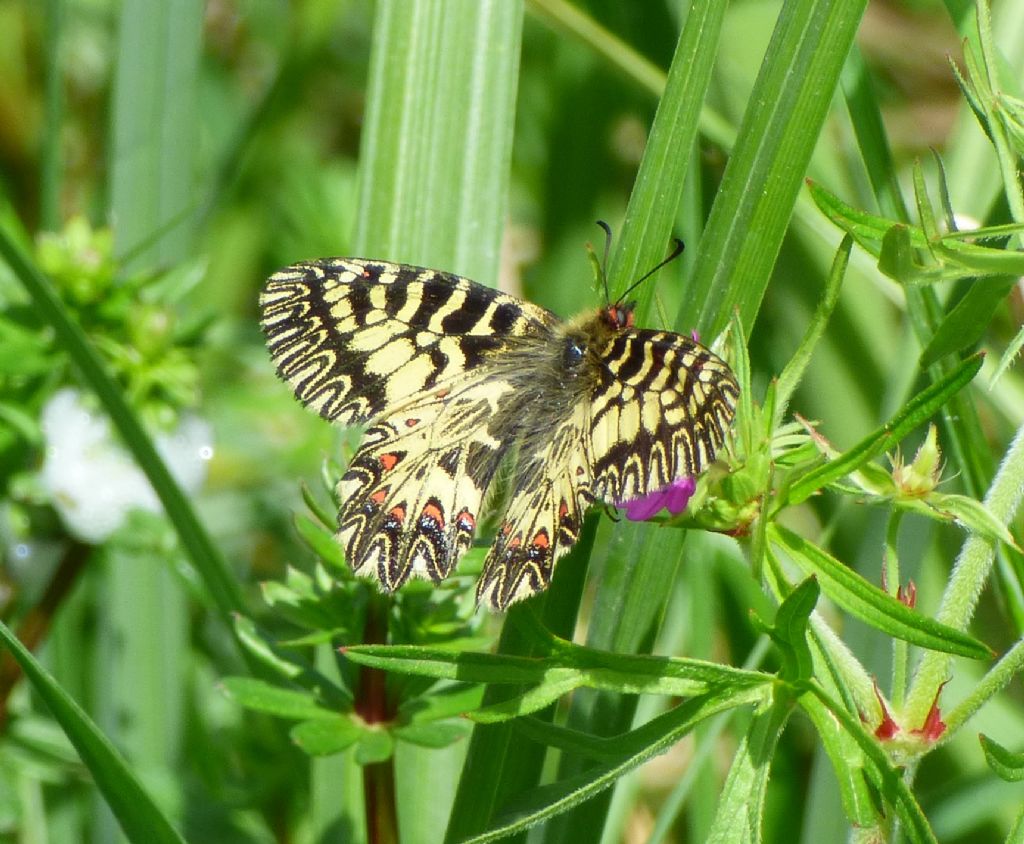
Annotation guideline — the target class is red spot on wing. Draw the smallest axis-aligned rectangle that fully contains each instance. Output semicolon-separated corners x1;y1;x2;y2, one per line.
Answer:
558;500;569;519
422;501;445;528
389;505;407;522
405;418;420;428
379;453;400;471
531;529;550;550
456;508;476;531
370;489;388;505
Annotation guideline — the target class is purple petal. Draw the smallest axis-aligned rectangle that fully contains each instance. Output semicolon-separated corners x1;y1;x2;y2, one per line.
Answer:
617;476;696;522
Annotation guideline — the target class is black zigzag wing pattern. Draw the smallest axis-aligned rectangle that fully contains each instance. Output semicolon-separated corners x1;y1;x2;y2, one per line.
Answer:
259;258;556;425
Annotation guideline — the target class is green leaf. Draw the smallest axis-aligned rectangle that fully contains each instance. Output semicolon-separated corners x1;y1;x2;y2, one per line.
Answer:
0;620;186;844
680;0;868;339
462;689;765;843
291;716;364;757
354;729;395;765
343;640;771;704
232;615;353;705
769;525;991;660
394;720;472;749
979;734;1024;782
911;491;1020;550
774;236;850;426
782;353;984;506
802;683;938;843
707;695;792;843
918;277;1017;368
219;677;340;721
293;511;349;574
771;577;819;683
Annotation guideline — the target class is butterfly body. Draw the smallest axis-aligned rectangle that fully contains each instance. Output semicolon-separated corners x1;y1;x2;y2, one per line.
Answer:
260;257;738;609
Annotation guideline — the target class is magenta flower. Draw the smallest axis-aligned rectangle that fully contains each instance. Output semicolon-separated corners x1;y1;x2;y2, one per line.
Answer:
617;476;696;522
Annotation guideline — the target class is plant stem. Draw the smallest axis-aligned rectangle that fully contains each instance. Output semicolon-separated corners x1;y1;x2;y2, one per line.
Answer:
355;594;398;844
0;540;90;728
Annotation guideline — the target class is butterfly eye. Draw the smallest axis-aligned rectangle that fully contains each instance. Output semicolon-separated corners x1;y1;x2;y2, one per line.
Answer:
562;338;585;370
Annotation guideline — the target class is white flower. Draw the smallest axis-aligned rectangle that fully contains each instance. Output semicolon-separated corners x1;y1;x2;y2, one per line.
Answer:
40;388;213;542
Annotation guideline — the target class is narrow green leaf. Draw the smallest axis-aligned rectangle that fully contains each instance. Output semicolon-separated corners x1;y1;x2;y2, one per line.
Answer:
979;734;1024;782
464;690;764;844
343;641;770;698
606;0;727;315
233;615;353;705
774;236;851;425
707;695;792;843
919;277;1016;368
293;511;349;574
771;577;819;682
769;525;991;659
802;683;938;844
0;620;186;844
680;0;868;339
220;677;340;721
991;321;1024;385
783;353;984;506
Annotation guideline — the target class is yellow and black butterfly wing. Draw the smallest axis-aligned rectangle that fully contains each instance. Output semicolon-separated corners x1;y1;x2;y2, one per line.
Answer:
475;405;596;609
587;328;739;504
335;374;514;591
260;258;561;594
475;325;738;610
259;258;556;425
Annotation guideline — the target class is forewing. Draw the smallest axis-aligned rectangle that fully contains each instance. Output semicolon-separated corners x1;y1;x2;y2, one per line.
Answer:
476;409;595;610
587;329;739;504
259;258;556;425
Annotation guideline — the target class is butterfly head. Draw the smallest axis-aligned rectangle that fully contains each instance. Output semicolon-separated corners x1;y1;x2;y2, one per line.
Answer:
601;302;636;329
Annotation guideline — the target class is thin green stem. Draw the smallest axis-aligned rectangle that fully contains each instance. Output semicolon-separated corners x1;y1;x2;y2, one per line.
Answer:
885;509;908;710
906;420;1024;722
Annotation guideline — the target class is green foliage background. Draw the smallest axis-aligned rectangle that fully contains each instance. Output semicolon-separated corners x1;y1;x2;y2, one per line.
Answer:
1;1;1023;842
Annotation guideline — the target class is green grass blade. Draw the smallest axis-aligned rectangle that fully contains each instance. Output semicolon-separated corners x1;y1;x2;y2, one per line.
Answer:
0;621;186;844
679;0;868;338
605;0;727;316
346;3;525;841
463;689;765;844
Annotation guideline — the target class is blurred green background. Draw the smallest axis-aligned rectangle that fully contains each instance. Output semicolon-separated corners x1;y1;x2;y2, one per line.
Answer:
1;1;1023;842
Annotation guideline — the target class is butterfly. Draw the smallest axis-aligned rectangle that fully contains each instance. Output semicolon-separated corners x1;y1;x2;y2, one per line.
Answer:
259;256;738;610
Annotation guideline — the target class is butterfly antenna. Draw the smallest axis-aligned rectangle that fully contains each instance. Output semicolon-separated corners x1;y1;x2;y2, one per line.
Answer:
595;220;613;304
615;238;685;304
